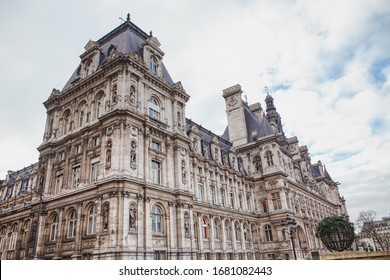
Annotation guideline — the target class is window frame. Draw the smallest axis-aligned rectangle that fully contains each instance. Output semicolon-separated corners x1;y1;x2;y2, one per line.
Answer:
87;205;97;235
151;159;161;184
67;210;77;239
49;215;59;242
152;205;163;234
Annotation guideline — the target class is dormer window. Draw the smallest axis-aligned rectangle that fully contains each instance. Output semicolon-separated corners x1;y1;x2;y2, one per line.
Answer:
84;59;93;77
149;56;157;75
149;96;160;120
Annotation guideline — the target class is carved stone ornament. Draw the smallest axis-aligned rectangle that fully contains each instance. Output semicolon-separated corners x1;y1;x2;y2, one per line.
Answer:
228;96;238;107
130;140;137;169
129;204;137;229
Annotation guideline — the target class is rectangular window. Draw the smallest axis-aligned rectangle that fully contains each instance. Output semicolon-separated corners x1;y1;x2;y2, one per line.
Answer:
8;233;17;250
210;186;215;204
72;166;81;188
153;251;166;260
55;174;63;195
75;144;82;154
151;140;161;151
67;216;76;238
97;101;103;118
230;192;235;208
198;184;204;202
221;189;225;206
93;136;100;147
50;223;58;241
0;236;4;252
271;192;282;210
149;108;160;120
91;162;99;182
261;200;268;213
151;160;161;184
59;151;65;161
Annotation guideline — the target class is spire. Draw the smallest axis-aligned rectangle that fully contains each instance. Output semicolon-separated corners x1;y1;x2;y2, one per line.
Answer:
264;93;288;147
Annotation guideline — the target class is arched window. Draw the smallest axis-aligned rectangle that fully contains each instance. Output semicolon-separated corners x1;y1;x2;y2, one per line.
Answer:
79;110;85;127
152;205;163;233
265;225;273;242
20;221;30;249
265;151;274;166
84;59;93;77
49;214;59;242
67;210;77;238
253;156;262;172
8;225;18;250
149;56;157;75
148;96;160;120
0;226;7;252
87;205;97;235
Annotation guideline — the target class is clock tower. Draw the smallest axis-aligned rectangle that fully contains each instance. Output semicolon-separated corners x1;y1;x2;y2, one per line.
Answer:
222;84;248;146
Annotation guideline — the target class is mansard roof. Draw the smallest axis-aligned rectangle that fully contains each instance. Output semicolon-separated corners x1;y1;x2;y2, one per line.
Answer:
186;118;232;152
62;16;174;91
221;100;275;142
311;162;335;182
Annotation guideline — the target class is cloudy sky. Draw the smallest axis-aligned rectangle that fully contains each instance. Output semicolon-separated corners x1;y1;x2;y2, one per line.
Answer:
1;0;389;223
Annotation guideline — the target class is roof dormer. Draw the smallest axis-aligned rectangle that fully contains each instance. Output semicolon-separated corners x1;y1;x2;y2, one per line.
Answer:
142;33;165;77
80;40;102;79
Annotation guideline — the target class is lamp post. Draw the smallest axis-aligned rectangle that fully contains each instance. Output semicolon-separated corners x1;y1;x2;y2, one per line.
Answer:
281;215;298;260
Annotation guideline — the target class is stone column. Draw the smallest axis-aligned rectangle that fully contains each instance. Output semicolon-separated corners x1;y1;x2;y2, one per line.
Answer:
209;215;215;259
35;212;47;259
231;220;237;259
136;194;144;259
144;196;152;259
55;207;64;258
197;212;204;259
72;201;83;259
221;218;227;260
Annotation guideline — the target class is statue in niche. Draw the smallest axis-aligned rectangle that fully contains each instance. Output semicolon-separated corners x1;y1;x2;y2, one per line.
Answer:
192;137;198;152
130;141;137;168
130;86;135;105
129;206;136;229
181;159;187;184
103;204;109;230
223;153;228;166
106;149;111;167
184;213;190;237
112;91;117;104
214;148;219;162
105;100;110;111
231;156;236;168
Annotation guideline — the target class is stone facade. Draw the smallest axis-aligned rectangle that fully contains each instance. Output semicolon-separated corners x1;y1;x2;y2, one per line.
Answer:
0;15;348;260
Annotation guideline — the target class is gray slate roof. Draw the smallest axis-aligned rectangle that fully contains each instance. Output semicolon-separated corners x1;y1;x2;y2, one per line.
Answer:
221;101;275;142
62;19;174;91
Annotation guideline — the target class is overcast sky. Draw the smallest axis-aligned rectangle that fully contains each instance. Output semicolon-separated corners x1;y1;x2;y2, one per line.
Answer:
1;0;389;223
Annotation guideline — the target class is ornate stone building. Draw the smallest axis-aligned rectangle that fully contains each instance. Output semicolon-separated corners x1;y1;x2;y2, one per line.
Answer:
0;15;348;260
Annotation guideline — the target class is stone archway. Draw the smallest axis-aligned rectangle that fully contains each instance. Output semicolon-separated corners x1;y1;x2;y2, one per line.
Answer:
296;225;308;259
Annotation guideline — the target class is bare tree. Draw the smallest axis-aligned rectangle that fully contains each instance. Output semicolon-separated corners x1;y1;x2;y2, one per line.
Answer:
356;210;390;251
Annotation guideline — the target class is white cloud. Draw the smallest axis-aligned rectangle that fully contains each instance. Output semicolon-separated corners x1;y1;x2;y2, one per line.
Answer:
1;0;389;222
